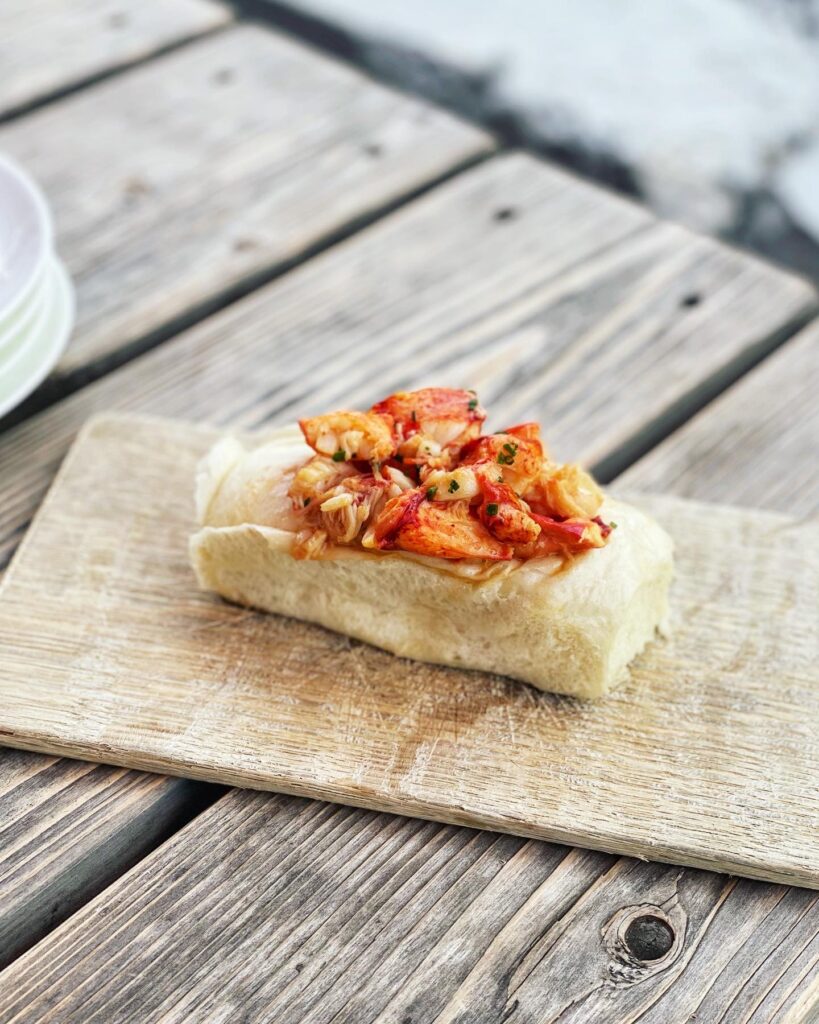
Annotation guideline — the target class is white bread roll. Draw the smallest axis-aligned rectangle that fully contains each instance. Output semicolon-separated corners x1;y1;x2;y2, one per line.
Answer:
190;427;673;699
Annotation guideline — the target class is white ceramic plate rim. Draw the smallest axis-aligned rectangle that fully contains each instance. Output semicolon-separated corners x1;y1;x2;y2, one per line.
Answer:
0;254;51;356
0;258;74;420
0;153;54;325
0;256;59;377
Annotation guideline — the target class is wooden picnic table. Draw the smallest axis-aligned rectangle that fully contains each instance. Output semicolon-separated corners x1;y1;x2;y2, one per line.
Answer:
0;2;817;1021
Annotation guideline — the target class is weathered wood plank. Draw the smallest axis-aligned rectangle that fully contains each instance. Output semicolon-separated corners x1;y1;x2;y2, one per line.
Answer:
2;415;817;888
0;152;817;1015
0;791;815;1023
0;792;600;1022
0;23;491;378
0;0;231;119
0;154;813;574
0;750;213;971
619;320;819;517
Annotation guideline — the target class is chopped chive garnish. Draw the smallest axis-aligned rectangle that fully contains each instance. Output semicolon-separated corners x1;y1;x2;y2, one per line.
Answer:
467;398;478;411
332;450;346;462
448;479;460;493
486;502;499;516
426;486;437;500
497;439;518;465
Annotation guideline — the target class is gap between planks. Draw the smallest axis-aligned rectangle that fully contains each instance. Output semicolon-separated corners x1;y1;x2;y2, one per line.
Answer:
0;24;233;129
0;0;232;125
234;0;819;487
0;22;494;427
591;299;817;483
0;753;223;972
0;791;815;1023
0;147;496;434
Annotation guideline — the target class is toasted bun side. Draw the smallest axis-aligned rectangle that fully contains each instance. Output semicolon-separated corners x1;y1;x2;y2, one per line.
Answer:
195;437;247;525
190;493;673;699
197;427;311;531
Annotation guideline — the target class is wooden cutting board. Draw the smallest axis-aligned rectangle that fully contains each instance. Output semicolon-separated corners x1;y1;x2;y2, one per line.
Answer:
0;414;817;888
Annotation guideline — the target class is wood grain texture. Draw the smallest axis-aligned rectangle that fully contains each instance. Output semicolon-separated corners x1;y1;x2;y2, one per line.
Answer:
0;790;815;1023
620;320;819;517
0;0;231;118
0;150;815;1014
0;748;211;971
1;413;817;889
0;154;814;574
0;23;491;376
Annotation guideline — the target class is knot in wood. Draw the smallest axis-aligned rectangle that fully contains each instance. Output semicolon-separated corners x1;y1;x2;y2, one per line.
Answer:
624;915;674;960
603;903;684;984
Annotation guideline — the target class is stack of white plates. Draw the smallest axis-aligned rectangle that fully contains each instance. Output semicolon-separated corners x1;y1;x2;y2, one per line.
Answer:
0;155;75;419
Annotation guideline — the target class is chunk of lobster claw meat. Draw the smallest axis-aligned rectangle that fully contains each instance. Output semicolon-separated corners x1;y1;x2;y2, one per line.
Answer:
461;425;544;494
367;488;513;560
371;388;485;469
299;410;396;462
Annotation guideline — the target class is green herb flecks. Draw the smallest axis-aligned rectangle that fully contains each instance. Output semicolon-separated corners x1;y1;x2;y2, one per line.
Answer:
467;398;478;411
331;450;346;462
448;479;460;493
497;440;518;466
486;502;499;516
426;486;438;500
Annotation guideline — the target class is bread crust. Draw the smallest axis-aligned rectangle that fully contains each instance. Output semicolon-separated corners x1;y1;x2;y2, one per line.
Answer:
190;429;673;698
